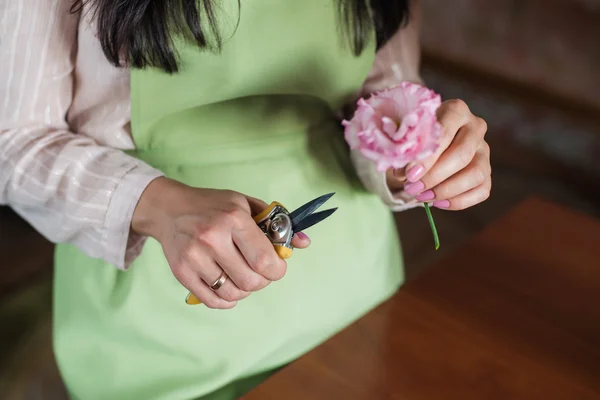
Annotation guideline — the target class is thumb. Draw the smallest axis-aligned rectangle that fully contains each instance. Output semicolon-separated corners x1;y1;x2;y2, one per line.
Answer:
387;167;407;191
291;232;311;249
246;195;311;249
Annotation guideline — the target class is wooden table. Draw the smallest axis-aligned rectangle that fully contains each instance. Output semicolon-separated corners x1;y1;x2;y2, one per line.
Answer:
246;198;600;399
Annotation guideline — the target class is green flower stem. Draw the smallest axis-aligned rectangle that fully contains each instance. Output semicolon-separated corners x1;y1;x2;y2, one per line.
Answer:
424;203;440;250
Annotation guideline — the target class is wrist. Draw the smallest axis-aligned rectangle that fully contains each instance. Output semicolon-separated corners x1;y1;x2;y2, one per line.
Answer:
131;176;180;239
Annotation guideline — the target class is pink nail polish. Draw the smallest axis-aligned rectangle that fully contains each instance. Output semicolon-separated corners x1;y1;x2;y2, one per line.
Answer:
416;190;435;201
433;200;450;209
404;181;425;195
295;232;310;241
406;164;425;182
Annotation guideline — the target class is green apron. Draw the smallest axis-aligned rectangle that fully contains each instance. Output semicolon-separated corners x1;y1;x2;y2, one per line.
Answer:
53;1;405;398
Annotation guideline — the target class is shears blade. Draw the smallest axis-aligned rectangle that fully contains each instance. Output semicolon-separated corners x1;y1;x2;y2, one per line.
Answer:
292;207;337;233
289;192;335;227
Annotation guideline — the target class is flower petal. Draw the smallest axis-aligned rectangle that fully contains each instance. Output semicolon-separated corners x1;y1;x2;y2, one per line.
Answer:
381;117;398;136
343;81;443;171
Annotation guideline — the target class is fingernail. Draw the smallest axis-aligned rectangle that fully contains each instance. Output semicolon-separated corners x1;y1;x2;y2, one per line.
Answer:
406;164;425;182
416;190;435;201
404;181;425;195
433;200;450;209
295;232;310;241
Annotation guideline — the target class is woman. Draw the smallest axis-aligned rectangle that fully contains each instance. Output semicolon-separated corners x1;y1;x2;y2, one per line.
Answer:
0;0;491;398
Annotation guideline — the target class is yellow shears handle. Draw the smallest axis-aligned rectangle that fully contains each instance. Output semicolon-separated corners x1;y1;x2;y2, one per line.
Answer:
185;201;293;305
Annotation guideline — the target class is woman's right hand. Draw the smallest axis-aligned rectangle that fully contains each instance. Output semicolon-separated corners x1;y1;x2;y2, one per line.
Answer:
131;177;310;309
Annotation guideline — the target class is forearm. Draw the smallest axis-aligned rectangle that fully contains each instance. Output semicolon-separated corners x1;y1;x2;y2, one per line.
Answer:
0;0;166;269
0;126;163;269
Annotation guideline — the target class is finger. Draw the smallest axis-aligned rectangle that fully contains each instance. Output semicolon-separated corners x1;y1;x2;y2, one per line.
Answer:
431;182;491;211
232;212;288;282
291;232;311;249
185;245;251;302
405;99;471;183
387;168;408;192
245;195;269;216
204;267;252;303
404;124;472;196
244;194;310;248
420;150;490;202
416;117;487;193
177;265;237;309
216;241;271;292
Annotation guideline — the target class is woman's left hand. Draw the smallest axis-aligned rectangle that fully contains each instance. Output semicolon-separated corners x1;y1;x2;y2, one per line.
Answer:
388;99;491;210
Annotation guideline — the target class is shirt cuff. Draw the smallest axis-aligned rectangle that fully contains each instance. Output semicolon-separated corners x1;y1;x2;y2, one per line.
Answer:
102;162;164;270
350;150;423;212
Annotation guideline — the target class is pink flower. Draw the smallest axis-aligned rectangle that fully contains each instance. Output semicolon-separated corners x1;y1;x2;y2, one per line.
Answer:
342;81;443;172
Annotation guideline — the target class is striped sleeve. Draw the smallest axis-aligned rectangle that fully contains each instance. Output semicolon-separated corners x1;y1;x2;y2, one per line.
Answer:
350;0;425;212
0;0;163;269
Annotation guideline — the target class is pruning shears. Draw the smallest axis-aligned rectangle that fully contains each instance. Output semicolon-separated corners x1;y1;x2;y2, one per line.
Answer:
185;193;338;305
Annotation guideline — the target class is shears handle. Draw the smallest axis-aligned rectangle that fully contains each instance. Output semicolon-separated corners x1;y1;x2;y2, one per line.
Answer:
272;245;293;259
185;201;293;305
